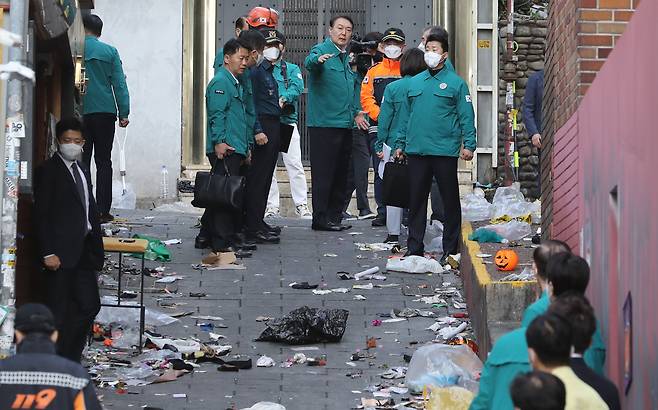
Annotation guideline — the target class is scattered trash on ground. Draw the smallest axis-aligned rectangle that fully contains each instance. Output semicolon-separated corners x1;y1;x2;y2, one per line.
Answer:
405;344;483;394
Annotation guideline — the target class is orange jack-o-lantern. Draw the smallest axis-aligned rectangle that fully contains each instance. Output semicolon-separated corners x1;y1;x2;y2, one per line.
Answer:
494;249;519;271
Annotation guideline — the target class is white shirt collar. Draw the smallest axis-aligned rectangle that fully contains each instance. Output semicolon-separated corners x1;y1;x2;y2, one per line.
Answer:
58;152;76;168
227;70;239;85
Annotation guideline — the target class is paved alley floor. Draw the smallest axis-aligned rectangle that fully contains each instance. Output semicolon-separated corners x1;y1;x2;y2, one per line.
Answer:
95;209;468;410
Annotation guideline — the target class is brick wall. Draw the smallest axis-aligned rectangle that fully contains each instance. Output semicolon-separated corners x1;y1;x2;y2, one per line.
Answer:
541;0;637;238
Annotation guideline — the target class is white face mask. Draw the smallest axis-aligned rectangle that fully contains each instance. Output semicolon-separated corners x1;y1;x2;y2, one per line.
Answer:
383;45;402;60
424;51;444;69
418;42;425;52
60;143;83;161
263;47;281;62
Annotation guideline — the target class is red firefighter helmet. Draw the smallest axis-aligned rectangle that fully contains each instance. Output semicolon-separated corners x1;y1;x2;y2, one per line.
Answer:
247;7;279;28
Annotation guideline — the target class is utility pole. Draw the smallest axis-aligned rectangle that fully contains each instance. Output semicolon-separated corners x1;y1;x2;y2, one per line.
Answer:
503;0;518;186
0;0;30;357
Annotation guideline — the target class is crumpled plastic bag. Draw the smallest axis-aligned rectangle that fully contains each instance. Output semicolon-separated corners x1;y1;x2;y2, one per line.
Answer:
130;234;172;262
483;220;532;241
427;386;475;410
424;220;444;254
111;180;136;210
386;255;445;274
490;185;536;224
405;344;483;394
468;228;506;243
256;306;349;345
461;189;492;222
241;403;286;410
97;296;178;327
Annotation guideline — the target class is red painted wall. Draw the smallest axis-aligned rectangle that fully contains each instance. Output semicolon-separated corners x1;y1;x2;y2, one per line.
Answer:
552;1;658;406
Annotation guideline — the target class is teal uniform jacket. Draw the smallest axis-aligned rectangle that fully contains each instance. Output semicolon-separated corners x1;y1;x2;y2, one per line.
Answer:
83;35;130;117
521;291;607;375
396;66;476;156
376;75;411;153
205;67;251;156
304;38;358;128
273;61;304;125
470;328;531;410
214;50;260;139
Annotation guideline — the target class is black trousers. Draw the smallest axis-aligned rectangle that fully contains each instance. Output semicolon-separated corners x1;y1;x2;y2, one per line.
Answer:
342;128;371;213
245;115;281;233
43;240;101;362
407;155;461;256
368;131;385;219
309;127;352;225
82;113;117;215
200;153;244;250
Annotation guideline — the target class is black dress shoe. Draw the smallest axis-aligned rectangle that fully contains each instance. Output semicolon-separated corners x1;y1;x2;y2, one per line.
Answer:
330;222;352;231
371;217;386;227
264;224;282;235
216;246;252;258
312;223;342;232
403;250;423;257
247;232;280;244
195;235;211;249
99;213;115;224
235;243;257;251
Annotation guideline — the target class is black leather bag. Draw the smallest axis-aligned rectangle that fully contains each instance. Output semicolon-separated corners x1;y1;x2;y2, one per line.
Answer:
382;159;409;208
191;160;245;211
280;123;294;153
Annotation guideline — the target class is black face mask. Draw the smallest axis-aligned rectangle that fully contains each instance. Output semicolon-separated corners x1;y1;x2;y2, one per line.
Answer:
355;53;374;77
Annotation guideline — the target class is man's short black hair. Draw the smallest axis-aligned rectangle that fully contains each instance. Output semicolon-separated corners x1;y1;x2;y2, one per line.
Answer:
400;48;426;77
549;292;597;354
510;371;566;410
533;240;572;279
56;117;84;140
224;38;244;57
526;313;573;367
83;14;103;37
235;16;248;31
330;15;354;28
426;28;450;52
238;29;266;52
547;252;590;296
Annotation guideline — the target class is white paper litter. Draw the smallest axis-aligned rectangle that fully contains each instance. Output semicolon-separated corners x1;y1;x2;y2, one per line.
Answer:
256;356;276;367
438;322;468;340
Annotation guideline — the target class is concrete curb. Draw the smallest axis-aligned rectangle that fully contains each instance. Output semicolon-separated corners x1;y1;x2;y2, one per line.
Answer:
460;221;537;360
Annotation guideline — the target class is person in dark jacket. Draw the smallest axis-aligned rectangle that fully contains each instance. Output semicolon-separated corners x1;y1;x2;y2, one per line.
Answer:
34;117;104;363
0;303;101;409
549;293;621;410
523;69;544;149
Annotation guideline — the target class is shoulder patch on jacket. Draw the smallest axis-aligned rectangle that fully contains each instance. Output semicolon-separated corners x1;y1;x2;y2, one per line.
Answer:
362;76;369;84
297;72;303;79
465;95;472;103
215;90;225;94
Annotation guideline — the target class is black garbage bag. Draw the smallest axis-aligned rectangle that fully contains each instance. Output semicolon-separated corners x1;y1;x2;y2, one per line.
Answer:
256;306;349;345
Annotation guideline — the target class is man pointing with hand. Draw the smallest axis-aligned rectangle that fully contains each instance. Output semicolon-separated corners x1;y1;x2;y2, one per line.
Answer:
305;15;368;232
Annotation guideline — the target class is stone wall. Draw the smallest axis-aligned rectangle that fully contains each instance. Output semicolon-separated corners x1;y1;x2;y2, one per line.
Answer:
497;19;547;200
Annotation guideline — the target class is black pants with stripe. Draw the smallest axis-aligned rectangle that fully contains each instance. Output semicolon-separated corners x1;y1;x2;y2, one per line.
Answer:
407;155;461;256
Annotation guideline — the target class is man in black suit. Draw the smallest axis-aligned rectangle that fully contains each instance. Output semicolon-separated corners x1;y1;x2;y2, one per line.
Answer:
34;117;104;363
549;292;621;410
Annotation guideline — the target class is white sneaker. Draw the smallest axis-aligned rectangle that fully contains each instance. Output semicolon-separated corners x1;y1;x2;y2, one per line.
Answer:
265;207;280;218
295;204;312;219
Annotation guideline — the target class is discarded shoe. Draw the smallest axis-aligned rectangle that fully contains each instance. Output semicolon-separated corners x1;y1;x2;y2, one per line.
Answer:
291;281;319;290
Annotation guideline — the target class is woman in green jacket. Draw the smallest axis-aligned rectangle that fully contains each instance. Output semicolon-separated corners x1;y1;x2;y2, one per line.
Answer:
375;48;426;244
